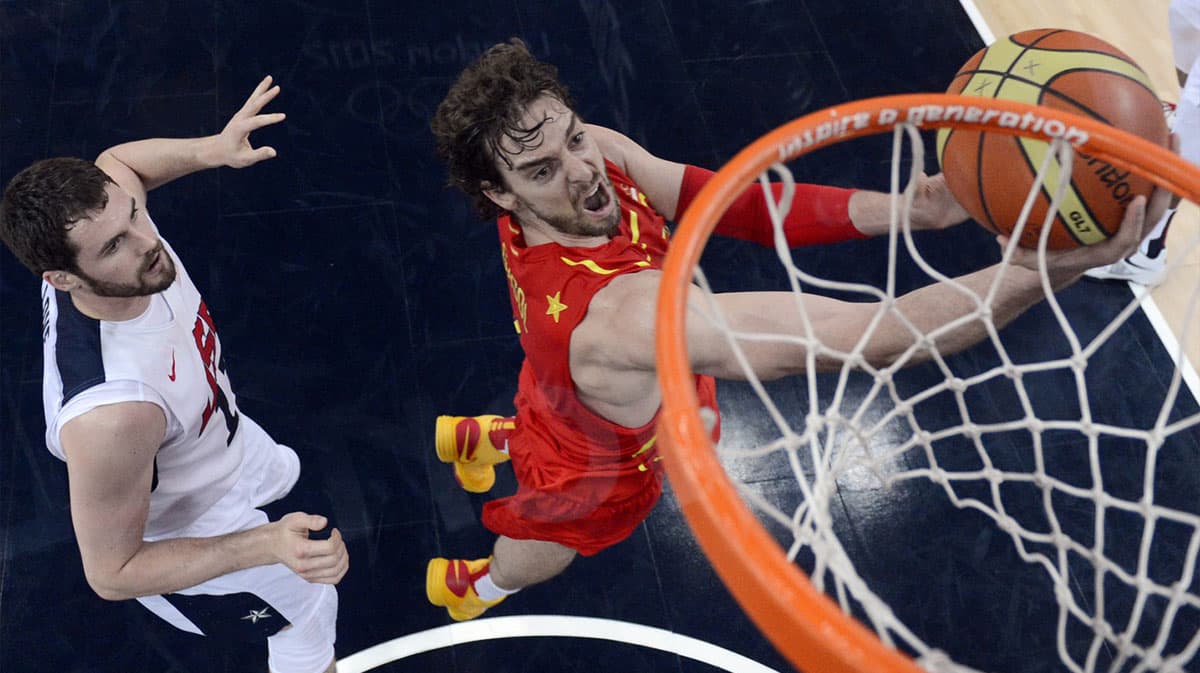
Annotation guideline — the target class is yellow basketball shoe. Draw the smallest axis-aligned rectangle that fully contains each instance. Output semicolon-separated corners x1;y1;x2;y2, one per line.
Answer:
435;414;513;493
426;557;506;621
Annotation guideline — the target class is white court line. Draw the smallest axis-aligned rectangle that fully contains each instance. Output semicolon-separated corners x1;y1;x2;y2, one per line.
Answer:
957;0;1200;403
1132;283;1200;401
957;0;995;44
336;615;784;673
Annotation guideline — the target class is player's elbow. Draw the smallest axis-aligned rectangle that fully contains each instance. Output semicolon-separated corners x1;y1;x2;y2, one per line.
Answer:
83;564;140;601
86;575;134;601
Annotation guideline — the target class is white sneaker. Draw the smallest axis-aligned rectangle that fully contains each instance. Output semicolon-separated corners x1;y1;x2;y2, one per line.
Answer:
1083;251;1168;286
1084;206;1174;287
1087;100;1185;287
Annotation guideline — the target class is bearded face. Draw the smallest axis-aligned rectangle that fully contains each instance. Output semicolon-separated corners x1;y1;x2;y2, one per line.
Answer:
486;95;621;240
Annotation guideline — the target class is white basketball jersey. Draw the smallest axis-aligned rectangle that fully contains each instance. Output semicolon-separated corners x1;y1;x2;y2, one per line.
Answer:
1171;0;1200;74
42;232;248;539
1170;0;1200;166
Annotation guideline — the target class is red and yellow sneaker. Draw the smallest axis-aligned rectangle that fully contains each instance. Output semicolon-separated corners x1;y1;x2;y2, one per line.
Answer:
435;414;513;493
426;557;506;621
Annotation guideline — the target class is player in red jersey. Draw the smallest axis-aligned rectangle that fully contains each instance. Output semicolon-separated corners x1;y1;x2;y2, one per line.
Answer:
424;38;1158;621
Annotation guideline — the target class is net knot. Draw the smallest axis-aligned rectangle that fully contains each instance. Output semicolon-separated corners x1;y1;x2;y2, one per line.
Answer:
1093;617;1116;641
997;516;1020;536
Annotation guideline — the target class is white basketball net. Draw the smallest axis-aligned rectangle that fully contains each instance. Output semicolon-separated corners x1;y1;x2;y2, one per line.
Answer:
689;122;1200;673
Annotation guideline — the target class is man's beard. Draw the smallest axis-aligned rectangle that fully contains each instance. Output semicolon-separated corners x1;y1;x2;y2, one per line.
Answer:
77;247;177;298
520;176;621;238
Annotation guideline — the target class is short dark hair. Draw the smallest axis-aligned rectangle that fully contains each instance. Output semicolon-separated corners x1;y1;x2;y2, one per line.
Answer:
431;37;574;219
0;157;113;276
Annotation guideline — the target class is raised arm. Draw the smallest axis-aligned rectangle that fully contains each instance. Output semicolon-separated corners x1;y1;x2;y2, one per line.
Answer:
588;123;968;242
61;401;347;601
570;195;1148;426
95;75;285;204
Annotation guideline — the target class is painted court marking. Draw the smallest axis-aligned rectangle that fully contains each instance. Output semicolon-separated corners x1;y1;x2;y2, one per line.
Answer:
337;615;783;673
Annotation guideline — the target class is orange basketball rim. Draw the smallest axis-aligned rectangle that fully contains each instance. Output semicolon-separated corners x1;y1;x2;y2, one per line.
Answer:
654;93;1199;673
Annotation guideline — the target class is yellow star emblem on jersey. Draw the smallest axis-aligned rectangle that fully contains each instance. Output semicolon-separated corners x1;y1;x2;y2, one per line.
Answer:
545;291;568;323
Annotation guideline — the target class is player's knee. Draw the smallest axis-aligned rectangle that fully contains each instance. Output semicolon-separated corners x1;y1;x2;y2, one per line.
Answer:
266;584;337;673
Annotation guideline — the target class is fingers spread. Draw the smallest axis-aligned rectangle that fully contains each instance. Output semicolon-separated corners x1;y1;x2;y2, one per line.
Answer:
250;75;273;101
241;80;281;116
246;112;286;131
255;84;282;109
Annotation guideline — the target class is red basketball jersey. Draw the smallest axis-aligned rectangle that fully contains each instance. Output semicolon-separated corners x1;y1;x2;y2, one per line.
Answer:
490;160;718;552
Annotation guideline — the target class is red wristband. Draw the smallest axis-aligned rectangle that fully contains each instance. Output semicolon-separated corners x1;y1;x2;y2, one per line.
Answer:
675;164;865;246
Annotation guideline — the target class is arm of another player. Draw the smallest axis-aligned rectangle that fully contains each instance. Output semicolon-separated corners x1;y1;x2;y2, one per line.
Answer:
95;75;285;205
61;401;348;601
588;123;967;241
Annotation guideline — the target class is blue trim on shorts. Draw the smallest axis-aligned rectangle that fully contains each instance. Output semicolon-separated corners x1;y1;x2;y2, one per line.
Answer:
162;591;292;641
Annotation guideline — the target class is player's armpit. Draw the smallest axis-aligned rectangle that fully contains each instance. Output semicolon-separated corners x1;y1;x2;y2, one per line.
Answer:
568;270;664;424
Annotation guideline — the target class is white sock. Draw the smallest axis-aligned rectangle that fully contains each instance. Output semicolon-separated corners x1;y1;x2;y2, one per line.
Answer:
474;572;520;601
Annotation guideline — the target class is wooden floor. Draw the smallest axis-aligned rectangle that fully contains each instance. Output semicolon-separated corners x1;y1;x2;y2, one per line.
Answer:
970;0;1200;377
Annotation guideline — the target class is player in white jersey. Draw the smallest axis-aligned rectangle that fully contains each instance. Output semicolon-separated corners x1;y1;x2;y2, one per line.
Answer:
1169;0;1200;162
0;77;346;673
1086;0;1197;285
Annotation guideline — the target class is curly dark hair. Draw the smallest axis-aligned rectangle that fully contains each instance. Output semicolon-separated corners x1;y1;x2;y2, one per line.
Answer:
431;37;574;219
0;157;113;276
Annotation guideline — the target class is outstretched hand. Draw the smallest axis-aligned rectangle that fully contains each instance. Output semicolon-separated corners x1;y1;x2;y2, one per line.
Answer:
270;512;349;584
214;75;286;169
1001;194;1149;286
999;128;1175;287
907;172;971;231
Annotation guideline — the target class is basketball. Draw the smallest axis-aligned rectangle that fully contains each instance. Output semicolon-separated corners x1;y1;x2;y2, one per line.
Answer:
937;29;1170;249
